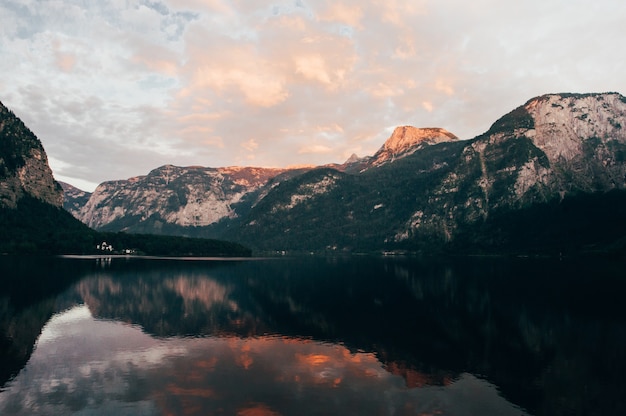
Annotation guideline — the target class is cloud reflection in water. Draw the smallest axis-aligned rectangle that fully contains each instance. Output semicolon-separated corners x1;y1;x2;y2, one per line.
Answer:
0;305;525;416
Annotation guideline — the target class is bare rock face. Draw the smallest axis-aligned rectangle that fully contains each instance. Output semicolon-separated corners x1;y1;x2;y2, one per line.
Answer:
371;127;459;167
77;165;288;230
524;93;626;192
0;102;63;209
60;181;92;216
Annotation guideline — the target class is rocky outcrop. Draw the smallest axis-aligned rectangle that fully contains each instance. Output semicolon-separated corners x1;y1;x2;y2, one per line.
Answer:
525;93;626;191
60;181;91;217
0;102;63;208
76;165;288;230
371;126;459;167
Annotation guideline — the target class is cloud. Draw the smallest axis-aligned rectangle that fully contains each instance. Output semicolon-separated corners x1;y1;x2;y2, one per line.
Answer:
241;139;259;152
51;38;78;72
194;65;289;107
319;3;364;28
1;0;625;190
435;79;455;96
298;144;333;155
295;54;333;85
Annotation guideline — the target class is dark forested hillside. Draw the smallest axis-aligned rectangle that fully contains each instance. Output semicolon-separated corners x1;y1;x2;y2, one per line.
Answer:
0;195;251;256
0;195;96;254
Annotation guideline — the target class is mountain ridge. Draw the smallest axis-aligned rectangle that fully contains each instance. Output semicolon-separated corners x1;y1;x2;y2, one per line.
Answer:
65;125;465;228
62;92;626;254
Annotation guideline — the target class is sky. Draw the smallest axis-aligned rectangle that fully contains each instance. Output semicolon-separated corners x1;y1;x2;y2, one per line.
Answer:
1;0;625;191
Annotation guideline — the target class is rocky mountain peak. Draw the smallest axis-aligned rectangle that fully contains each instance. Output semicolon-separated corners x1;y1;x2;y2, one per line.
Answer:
344;153;361;164
0;101;63;208
371;126;459;167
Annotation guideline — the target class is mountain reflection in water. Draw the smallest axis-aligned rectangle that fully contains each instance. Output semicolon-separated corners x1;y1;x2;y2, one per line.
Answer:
0;256;625;415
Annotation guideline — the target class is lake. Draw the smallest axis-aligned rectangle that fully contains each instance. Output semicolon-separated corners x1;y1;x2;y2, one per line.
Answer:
0;255;624;415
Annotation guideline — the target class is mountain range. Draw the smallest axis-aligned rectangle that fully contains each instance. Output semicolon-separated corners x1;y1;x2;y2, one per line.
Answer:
2;93;626;255
0;101;249;256
61;92;626;255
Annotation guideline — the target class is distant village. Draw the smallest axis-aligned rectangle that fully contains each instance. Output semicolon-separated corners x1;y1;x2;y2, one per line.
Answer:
96;242;136;255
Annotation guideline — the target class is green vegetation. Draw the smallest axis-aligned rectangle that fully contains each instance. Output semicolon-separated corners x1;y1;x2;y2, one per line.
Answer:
484;105;534;136
0;195;251;257
96;231;251;257
0;195;95;254
221;133;626;258
449;190;626;257
0;104;43;177
226;141;469;252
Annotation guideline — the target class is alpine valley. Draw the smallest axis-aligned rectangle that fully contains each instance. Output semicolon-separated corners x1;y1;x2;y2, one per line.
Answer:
61;92;626;256
0;101;250;256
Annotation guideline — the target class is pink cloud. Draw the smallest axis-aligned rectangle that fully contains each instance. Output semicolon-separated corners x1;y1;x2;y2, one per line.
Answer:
319;3;364;29
298;144;333;155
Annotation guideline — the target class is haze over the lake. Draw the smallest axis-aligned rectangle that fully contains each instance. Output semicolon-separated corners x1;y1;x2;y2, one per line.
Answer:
1;0;625;191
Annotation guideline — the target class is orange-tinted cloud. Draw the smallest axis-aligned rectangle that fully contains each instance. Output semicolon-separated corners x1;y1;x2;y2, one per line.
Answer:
319;3;364;28
298;144;333;155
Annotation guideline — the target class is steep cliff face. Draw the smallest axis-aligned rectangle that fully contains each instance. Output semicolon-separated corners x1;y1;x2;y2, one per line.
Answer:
525;93;626;191
0;102;63;208
394;93;626;244
76;165;288;230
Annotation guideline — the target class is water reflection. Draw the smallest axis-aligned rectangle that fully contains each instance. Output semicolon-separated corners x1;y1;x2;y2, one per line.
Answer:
1;304;524;416
0;256;95;386
1;256;625;415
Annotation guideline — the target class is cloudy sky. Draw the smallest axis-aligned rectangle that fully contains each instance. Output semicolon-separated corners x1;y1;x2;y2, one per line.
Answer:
1;0;625;191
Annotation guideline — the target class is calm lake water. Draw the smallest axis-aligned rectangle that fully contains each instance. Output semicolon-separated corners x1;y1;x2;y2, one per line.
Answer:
0;255;624;415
